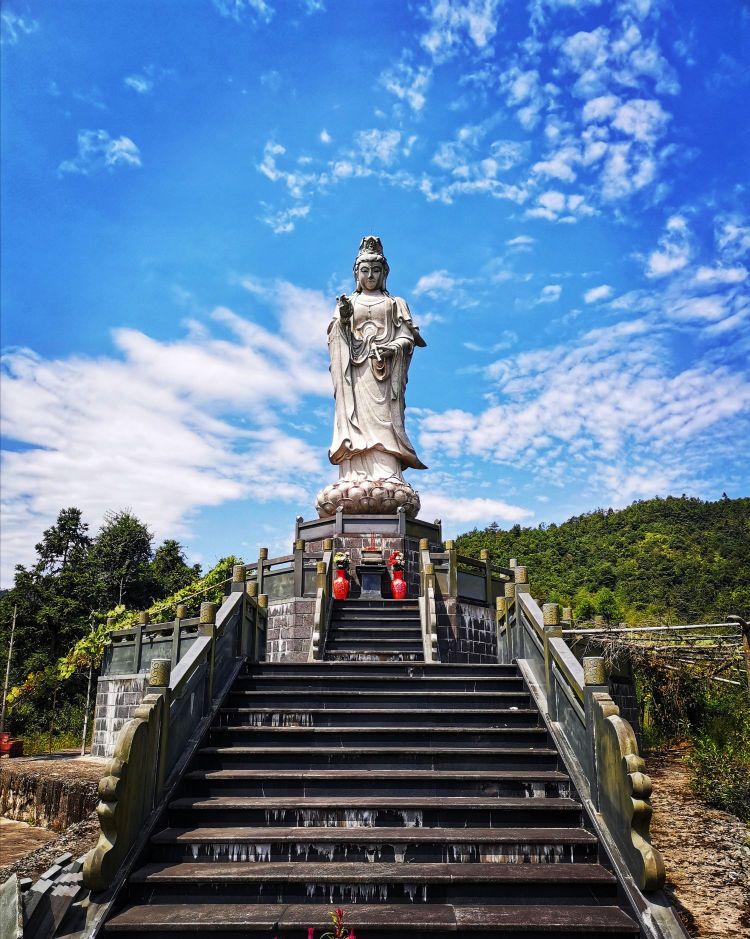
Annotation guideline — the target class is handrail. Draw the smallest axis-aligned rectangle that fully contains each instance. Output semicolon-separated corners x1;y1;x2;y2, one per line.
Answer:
418;539;438;662
84;569;267;894
501;565;668;903
309;539;333;660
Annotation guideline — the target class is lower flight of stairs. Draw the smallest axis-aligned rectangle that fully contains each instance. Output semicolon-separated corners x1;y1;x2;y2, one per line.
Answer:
103;660;641;938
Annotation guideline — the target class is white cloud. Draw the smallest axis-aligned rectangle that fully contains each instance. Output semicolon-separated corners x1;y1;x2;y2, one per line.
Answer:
1;296;332;586
506;235;535;248
380;59;432;113
646;214;692;278
694;266;748;285
584;284;613;303
58;130;142;176
715;215;750;261
320;129;332;144
418;318;750;503
211;0;273;22
420;0;502;63
525;189;595;222
1;9;38;44
612;98;670;143
582;94;620;122
537;284;562;303
259;202;310;234
414;270;461;296
124;74;153;94
419;490;533;527
354;129;402;166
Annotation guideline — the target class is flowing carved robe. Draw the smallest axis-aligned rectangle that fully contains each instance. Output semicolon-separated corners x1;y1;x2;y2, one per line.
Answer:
328;292;427;480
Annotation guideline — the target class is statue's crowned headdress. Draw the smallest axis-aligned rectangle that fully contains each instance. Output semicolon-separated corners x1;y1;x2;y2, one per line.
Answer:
353;234;390;291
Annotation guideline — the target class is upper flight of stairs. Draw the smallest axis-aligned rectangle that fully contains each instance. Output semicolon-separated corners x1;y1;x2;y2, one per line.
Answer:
324;598;423;661
103;654;641;938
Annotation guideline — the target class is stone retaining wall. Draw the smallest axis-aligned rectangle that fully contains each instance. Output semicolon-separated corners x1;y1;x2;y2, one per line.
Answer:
266;598;315;662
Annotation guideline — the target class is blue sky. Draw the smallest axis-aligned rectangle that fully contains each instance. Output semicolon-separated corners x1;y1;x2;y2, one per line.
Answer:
1;0;749;585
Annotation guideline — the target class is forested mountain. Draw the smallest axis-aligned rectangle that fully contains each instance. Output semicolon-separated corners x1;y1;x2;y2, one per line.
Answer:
456;495;750;624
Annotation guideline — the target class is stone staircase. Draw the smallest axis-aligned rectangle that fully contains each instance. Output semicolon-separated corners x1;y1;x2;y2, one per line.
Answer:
324;598;423;661
103;653;641;938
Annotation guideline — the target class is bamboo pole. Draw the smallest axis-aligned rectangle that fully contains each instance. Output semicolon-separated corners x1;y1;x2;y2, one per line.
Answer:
0;605;17;733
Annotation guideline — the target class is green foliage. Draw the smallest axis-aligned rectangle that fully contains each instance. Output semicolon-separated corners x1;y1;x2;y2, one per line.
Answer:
0;506;206;738
685;687;750;821
456;495;750;623
456;495;750;821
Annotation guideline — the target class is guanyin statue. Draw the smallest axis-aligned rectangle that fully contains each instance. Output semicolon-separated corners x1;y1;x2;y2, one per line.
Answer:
315;236;427;518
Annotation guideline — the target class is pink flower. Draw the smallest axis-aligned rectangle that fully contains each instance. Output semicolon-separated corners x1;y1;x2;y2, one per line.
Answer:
308;930;315;939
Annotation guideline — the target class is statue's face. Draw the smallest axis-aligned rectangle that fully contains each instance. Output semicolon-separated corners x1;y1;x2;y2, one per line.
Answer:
357;261;383;291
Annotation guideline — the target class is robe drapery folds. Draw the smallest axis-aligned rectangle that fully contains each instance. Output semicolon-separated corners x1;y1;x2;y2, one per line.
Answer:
328;294;427;477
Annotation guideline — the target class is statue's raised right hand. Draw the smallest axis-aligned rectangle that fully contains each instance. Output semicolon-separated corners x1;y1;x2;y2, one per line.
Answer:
336;295;353;320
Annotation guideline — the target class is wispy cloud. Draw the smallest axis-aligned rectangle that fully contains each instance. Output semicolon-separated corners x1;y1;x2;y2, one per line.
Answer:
1;289;332;584
584;284;613;303
58;129;142;176
379;57;432;113
645;214;691;277
1;8;38;44
420;0;502;63
211;0;273;23
124;65;173;95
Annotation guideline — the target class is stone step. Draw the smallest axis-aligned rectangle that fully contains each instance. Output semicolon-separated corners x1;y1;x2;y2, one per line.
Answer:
195;746;559;771
106;902;639;937
236;679;524;691
206;726;550;748
181;768;571;799
323;650;424;662
166;796;582;829
126;861;618;903
225;690;532;710
325;638;424;650
326;626;423;637
215;707;541;728
149;826;600;865
239;662;520;676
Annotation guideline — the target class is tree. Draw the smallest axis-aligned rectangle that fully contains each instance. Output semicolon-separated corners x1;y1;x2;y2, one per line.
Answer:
148;540;201;601
34;508;91;575
594;587;622;624
91;510;153;608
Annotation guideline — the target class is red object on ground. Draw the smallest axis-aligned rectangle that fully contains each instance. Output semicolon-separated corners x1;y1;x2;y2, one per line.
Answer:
391;568;407;600
332;570;350;600
0;732;23;757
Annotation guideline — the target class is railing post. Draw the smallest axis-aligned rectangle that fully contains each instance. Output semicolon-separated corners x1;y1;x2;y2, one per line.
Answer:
293;540;305;598
171;605;186;669
504;580;516;660
245;583;258;661
514;567;529;658
583;655;608;807
199;602;218;708
444;539;457;598
419;538;429;596
542;603;562;718
148;658;172;795
480;549;492;606
231;565;247;657
134;611;148;673
496;596;507;663
257;594;268;662
257;548;268;597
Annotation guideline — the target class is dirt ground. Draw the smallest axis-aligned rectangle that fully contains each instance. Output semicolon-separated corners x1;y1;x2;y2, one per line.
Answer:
0;817;56;867
648;748;750;939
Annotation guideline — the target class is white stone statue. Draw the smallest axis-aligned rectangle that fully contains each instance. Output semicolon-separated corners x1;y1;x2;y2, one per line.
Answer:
315;236;427;517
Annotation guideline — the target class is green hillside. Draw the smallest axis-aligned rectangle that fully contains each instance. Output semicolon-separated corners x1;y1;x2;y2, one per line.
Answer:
456;495;750;624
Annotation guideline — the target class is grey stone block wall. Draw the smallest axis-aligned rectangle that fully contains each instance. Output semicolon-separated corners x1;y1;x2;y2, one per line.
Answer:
266;599;315;662
91;675;148;759
436;598;497;663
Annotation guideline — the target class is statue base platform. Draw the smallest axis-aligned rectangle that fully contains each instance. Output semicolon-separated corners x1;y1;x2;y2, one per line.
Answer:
314;477;420;518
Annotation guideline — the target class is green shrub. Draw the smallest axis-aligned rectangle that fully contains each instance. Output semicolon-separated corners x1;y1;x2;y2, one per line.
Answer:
687;731;750;821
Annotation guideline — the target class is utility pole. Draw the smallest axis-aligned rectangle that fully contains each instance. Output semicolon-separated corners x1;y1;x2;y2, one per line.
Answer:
1;605;17;733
